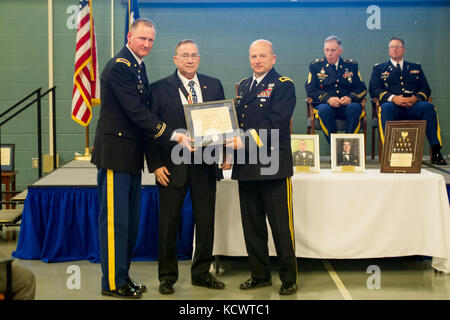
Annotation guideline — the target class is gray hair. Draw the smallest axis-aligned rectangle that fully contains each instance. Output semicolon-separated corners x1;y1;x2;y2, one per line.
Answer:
324;35;342;46
174;39;198;55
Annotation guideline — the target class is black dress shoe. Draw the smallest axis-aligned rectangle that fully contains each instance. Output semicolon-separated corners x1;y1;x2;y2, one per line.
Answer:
192;274;225;289
432;150;447;165
239;278;272;290
101;283;142;299
128;279;147;293
279;282;297;295
159;280;174;295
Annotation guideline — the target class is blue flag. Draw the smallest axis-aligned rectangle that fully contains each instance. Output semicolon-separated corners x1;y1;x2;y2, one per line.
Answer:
124;0;140;45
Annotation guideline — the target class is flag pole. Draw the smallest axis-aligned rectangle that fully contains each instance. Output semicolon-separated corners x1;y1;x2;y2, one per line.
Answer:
73;0;99;161
74;125;91;160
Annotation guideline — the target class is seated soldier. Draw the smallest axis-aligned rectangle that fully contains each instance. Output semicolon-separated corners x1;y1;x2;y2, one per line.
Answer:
369;37;446;165
305;35;367;144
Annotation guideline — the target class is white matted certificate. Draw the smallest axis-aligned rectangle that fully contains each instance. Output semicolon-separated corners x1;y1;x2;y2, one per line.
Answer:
184;99;240;147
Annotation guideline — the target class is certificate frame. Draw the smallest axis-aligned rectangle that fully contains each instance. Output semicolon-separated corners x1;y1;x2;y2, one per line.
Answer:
291;134;320;173
1;144;15;172
380;120;426;173
331;133;365;173
183;99;240;147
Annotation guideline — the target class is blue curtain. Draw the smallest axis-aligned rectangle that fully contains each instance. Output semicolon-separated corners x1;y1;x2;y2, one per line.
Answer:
12;186;194;263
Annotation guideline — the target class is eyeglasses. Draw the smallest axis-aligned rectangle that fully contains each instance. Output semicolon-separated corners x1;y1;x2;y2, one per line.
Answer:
178;53;200;60
389;45;404;49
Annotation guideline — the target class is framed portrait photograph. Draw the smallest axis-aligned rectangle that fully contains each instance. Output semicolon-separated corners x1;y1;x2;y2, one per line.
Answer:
291;134;320;173
183;99;240;147
380;120;426;173
331;134;365;173
1;144;15;171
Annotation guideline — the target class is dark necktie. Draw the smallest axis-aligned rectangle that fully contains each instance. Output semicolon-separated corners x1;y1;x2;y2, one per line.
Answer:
188;80;198;104
249;79;258;95
396;63;401;72
141;62;149;83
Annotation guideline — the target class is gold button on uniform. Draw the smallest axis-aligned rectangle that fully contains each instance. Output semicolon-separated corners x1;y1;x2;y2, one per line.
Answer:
242;114;245;118
118;132;122;136
244;105;248;109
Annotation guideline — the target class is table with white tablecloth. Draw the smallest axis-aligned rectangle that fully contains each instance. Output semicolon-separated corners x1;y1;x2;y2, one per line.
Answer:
213;169;450;273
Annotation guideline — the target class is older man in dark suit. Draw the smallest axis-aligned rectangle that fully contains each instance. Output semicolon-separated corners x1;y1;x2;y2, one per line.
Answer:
146;39;226;295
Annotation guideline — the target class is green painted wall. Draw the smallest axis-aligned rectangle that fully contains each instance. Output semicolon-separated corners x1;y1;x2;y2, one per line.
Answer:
1;1;449;190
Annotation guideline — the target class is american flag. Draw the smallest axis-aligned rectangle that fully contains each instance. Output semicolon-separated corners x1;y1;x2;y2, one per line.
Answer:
71;0;100;127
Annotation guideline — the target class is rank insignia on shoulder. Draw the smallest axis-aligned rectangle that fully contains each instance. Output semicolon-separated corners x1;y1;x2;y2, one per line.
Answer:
116;58;130;67
312;58;324;64
239;78;246;84
279;76;293;83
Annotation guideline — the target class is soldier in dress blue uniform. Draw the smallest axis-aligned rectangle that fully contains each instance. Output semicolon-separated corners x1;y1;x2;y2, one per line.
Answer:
305;35;367;143
225;39;298;296
91;19;191;299
369;37;446;165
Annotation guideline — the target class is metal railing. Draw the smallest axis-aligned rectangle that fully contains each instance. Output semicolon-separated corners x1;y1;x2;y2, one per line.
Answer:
0;87;57;179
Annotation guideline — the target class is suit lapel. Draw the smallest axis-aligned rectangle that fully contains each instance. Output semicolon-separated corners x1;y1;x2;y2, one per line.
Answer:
242;68;277;105
197;74;209;102
166;72;186;121
243;78;261;105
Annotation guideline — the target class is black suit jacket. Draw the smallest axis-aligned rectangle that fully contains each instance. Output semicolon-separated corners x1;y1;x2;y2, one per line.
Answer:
91;46;171;175
231;68;296;181
146;70;225;187
337;152;359;166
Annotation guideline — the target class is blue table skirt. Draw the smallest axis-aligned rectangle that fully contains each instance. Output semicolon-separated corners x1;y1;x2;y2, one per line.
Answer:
12;186;194;263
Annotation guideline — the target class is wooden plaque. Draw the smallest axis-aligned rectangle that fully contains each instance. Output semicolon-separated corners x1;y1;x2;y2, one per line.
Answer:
380;120;426;173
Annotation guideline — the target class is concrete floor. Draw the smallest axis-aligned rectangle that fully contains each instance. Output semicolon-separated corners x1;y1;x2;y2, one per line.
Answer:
1;227;449;301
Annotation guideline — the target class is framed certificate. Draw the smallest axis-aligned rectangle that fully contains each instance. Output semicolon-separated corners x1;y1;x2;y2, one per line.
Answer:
331;133;365;173
1;144;15;171
184;99;240;147
380;120;426;173
291;134;320;173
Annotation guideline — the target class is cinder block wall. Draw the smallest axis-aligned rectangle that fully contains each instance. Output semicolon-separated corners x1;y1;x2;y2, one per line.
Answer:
0;1;449;190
